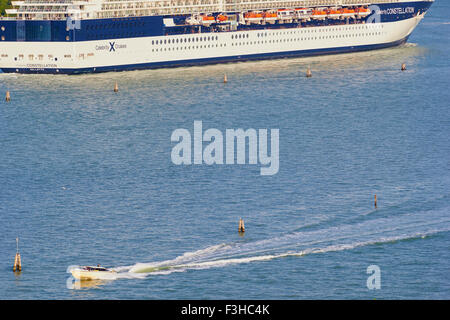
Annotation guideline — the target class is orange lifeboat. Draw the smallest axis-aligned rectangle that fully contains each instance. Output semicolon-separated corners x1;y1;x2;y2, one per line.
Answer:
200;15;215;25
263;11;278;23
341;8;356;18
244;12;263;23
356;7;371;17
216;14;228;22
311;9;327;20
326;8;341;19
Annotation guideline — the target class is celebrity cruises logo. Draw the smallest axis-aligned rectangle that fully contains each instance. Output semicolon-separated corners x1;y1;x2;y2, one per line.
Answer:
171;121;279;176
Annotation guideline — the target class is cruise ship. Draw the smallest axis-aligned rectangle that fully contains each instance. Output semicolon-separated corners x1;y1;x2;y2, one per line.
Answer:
0;0;434;74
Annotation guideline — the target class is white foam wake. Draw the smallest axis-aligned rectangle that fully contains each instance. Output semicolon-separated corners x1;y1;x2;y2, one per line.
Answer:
122;208;449;277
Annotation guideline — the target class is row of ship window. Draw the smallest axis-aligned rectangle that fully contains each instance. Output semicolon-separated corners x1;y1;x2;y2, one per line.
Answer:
151;31;384;49
12;54;59;61
256;32;381;42
152;43;227;52
255;25;383;37
85;32;146;40
150;24;384;45
10;53;95;61
152;35;219;45
85;21;146;30
150;31;383;53
235;32;384;44
83;20;146;40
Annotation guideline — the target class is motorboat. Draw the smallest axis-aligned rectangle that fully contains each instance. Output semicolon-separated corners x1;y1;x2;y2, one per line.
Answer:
71;265;117;281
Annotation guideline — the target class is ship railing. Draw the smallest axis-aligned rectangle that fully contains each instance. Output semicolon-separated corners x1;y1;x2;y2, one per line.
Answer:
17;0;73;3
93;0;376;13
17;7;69;13
3;0;391;21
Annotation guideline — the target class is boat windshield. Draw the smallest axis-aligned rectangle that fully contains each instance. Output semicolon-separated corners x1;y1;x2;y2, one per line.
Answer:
82;266;109;272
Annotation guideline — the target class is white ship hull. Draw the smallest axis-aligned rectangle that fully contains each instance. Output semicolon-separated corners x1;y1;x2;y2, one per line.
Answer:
0;4;431;74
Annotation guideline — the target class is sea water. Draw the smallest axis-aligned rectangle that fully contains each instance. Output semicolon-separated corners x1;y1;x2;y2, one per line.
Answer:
0;2;449;299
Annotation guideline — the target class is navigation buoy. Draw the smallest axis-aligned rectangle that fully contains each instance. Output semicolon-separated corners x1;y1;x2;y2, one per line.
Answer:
223;74;228;83
306;67;312;78
238;218;245;233
13;237;21;272
5;91;11;102
401;63;406;71
114;82;119;92
374;194;378;209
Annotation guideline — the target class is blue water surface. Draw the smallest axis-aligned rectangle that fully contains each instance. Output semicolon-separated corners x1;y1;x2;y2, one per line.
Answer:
0;2;449;299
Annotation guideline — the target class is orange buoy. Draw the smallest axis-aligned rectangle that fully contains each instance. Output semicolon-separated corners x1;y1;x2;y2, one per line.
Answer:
374;194;378;209
223;74;228;83
238;218;245;233
13;237;21;272
306;67;312;78
114;82;119;92
13;253;21;272
401;63;406;71
5;91;11;102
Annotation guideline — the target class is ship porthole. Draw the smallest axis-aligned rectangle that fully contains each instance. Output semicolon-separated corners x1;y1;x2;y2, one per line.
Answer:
1;36;4;41
66;36;70;41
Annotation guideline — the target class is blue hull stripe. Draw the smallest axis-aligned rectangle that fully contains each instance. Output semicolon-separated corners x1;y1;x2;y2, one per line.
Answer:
1;36;409;75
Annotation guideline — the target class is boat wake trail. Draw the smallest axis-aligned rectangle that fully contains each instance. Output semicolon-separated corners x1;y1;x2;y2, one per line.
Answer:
111;208;450;279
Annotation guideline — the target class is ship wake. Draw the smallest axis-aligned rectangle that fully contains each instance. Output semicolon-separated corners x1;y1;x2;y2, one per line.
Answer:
112;207;449;279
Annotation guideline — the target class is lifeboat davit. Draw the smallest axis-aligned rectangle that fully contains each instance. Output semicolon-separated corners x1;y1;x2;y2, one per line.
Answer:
185;15;200;25
295;8;312;20
277;9;295;21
